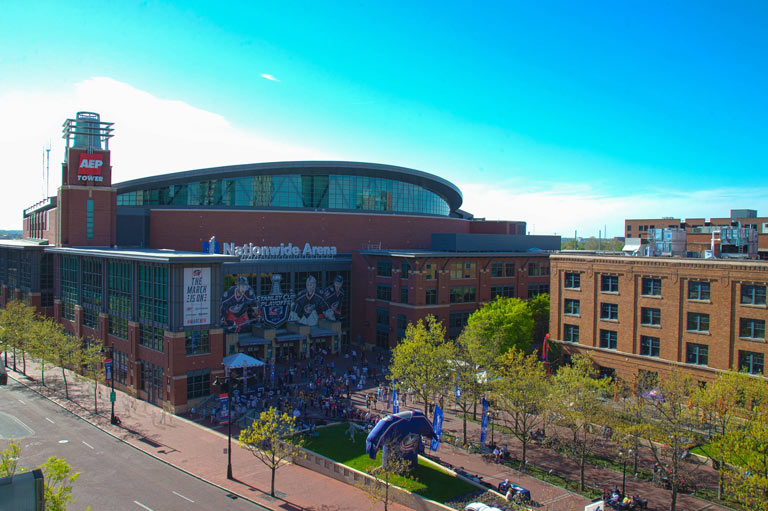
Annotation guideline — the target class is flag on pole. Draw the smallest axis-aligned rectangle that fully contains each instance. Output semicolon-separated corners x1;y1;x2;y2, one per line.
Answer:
430;404;443;451
392;380;400;413
480;397;489;444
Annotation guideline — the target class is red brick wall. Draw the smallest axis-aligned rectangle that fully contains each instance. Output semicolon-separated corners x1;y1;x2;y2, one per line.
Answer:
56;187;116;247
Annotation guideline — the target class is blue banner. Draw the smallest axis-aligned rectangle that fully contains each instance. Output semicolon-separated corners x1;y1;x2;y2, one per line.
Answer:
455;385;462;400
480;397;489;444
392;380;400;414
104;359;113;382
430;404;443;451
219;393;230;425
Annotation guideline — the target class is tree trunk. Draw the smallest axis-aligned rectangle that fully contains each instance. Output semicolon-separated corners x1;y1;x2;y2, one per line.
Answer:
13;348;17;371
62;366;69;400
462;414;467;445
385;478;389;511
473;399;477;420
671;484;678;511
94;382;99;414
522;437;527;466
22;352;25;374
271;466;276;497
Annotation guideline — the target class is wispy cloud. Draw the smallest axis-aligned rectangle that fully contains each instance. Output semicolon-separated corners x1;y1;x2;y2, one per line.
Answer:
260;73;279;82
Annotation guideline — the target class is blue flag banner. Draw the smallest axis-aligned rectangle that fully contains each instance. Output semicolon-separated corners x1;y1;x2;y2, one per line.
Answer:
392;381;400;413
219;393;230;425
455;385;462;400
480;397;489;444
104;359;113;382
430;404;444;451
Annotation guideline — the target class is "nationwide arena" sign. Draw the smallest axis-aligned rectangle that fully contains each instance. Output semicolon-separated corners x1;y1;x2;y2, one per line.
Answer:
222;241;337;260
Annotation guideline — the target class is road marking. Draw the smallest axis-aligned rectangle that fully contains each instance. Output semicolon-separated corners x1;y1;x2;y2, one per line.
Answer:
17;399;25;404
58;440;69;444
134;501;153;511
172;491;194;503
82;441;94;450
46;417;55;424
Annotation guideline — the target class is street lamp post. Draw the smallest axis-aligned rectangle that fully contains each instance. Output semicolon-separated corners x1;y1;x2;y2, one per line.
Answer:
215;375;234;480
619;449;632;495
102;346;118;425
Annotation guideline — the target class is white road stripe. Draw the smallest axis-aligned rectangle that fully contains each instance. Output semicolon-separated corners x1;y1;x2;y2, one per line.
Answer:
46;417;55;424
172;491;194;503
134;501;153;511
17;399;25;404
82;441;94;450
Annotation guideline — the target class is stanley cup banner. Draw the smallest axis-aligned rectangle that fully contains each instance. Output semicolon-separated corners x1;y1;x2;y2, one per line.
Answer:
257;274;294;327
183;268;211;326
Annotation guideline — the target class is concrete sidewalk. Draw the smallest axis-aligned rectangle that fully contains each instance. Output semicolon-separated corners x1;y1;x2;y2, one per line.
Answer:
5;361;411;511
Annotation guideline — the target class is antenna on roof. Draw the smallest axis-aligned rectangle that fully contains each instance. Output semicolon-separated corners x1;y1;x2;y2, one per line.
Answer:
45;139;51;198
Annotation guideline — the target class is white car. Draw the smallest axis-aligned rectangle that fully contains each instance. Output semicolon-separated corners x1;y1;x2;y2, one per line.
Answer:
463;504;504;511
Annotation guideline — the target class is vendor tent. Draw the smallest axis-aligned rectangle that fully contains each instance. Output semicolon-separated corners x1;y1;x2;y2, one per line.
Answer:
222;353;266;392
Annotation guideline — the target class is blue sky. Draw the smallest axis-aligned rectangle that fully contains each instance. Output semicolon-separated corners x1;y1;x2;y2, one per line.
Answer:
1;1;767;235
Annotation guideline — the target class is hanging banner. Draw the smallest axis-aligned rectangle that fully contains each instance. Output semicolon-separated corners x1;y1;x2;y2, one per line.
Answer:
218;393;230;425
183;268;211;326
104;359;113;382
480;397;489;444
392;380;400;414
430;404;443;451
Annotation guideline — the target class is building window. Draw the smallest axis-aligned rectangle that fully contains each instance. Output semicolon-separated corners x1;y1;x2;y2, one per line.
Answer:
138;264;168;325
114;350;128;385
139;360;163;394
109;316;128;340
687;312;710;333
600;303;618;321
449;261;476;280
739;351;764;375
739;318;766;340
376;284;392;301
528;262;549;277
62;301;75;321
564;298;580;316
139;324;164;352
686;343;709;366
376;307;389;328
185;330;210;355
186;369;211;399
400;287;408;304
82;258;102;330
424;263;437;281
449;311;471;338
563;324;579;343
396;314;407;339
450;286;476;304
741;284;767;305
490;286;515;299
425;288;437;305
641;277;662;296
491;262;515;278
640;336;660;357
688;281;711;301
601;275;619;293
401;262;410;279
599;329;617;350
375;330;389;349
59;255;78;317
376;260;392;277
108;260;132;318
86;200;94;239
528;284;549;298
564;272;581;289
641;307;661;326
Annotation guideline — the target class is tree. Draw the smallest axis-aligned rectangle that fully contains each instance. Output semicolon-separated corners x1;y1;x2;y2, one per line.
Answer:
452;331;486;445
359;439;412;511
713;378;768;511
551;353;611;491
463;297;533;368
40;456;81;511
694;370;754;499
239;407;304;497
527;293;550;349
492;348;549;467
0;439;26;477
78;338;106;414
28;317;63;387
0;300;37;373
388;315;455;415
55;332;83;400
634;370;701;511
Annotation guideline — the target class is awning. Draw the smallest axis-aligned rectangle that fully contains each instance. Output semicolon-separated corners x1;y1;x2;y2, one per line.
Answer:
622;237;643;253
310;327;339;338
238;335;270;346
276;333;305;343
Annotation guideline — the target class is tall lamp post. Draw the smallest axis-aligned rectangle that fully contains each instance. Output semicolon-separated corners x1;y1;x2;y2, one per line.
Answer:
619;448;633;495
214;375;234;480
103;346;117;425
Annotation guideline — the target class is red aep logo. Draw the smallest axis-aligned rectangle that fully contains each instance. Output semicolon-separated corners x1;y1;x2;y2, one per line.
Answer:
77;153;105;182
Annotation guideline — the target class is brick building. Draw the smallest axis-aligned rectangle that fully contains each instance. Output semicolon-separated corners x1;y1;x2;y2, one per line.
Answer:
549;254;768;383
1;111;558;412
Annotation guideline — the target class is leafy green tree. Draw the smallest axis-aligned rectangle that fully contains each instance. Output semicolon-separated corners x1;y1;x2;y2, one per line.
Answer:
551;353;612;491
40;456;81;511
55;332;83;400
359;438;412;511
452;331;486;445
527;293;550;348
28;317;63;387
77;338;106;414
239;407;304;497
634;370;701;511
0;300;37;373
0;439;26;477
464;297;533;368
695;370;754;499
492;348;549;467
389;315;455;415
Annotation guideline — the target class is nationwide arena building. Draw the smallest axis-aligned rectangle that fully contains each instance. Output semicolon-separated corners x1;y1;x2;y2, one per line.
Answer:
3;112;558;411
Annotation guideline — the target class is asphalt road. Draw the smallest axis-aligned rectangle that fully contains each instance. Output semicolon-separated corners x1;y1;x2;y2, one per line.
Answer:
0;379;269;511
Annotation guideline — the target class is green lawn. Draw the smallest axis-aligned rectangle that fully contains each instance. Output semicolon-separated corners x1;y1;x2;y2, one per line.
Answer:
303;424;477;502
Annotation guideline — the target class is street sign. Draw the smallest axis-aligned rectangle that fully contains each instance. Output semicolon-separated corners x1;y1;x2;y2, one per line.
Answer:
110;391;116;403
